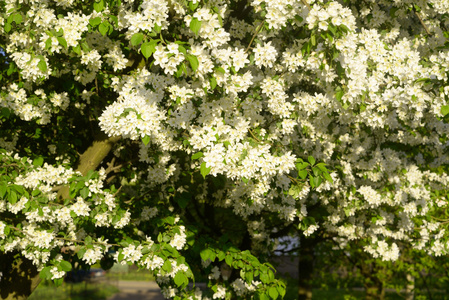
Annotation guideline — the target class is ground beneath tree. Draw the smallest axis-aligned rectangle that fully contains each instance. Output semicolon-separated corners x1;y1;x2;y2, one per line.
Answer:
107;280;164;300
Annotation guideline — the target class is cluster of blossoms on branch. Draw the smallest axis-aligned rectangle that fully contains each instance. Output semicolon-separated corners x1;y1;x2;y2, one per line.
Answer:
1;0;449;298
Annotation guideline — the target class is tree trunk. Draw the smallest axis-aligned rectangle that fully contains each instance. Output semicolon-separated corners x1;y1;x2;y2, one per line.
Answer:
0;252;41;300
298;237;315;300
405;273;415;300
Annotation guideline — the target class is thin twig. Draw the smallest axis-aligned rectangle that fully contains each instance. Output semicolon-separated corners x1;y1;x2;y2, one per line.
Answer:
248;128;261;142
113;185;123;197
245;21;265;53
413;9;432;36
301;0;311;10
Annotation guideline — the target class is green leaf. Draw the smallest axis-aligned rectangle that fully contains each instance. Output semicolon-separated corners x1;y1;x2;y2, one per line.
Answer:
37;58;47;73
57;37;67;49
189;1;199;11
81;41;90;52
162;259;172;272
258;293;270;300
178;45;187;55
77;248;86;259
296;162;309;170
268;287;279;299
142;135;150;145
89;17;102;27
9;190;17;204
335;86;344;102
60;260;72;272
298;170;308;180
217;251;226;261
441;105;449;116
310;33;316;46
131;32;144;46
80;187;89;198
192;152;203;160
200;162;211;179
1;107;10;118
98;21;109;36
174;272;187;287
186;54;199;72
200;248;214;262
215;67;225;74
93;0;105;12
309;174;315;188
12;13;22;25
307;156;315;166
277;284;286;297
4;23;12;33
190;18;202;35
33;157;44;167
141;41;156;59
72;44;81;55
323;171;333;183
225;255;233;266
39;267;52;280
210;76;217;89
157;233;163;243
0;184;7;198
84;235;93;244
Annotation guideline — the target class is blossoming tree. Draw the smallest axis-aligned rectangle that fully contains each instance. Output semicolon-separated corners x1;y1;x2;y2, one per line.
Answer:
1;0;449;299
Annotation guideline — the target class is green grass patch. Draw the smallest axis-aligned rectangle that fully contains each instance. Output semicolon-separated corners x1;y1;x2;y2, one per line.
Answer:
29;280;119;300
106;264;155;281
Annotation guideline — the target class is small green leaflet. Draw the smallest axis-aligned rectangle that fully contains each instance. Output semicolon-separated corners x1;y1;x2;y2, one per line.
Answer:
98;21;109;36
296;162;309;170
174;272;188;287
0;183;7;198
57;37;67;49
37;57;47;73
40;267;52;280
141;41;156;59
307;156;315;165
268;287;279;299
335;86;344;102
60;261;72;272
12;13;22;25
441;105;449;116
142;135;150;145
186;54;199;72
200;162;211;178
209;76;217;89
192;152;203;160
33;156;44;167
89;17;102;27
298;170;308;179
72;44;81;55
131;32;144;46
311;33;316;46
215;67;225;74
4;23;12;33
189;1;199;11
93;0;105;12
190;18;201;35
178;45;187;55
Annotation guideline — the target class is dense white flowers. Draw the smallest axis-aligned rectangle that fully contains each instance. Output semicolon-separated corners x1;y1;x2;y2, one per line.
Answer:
2;0;449;298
